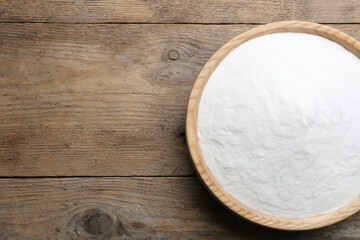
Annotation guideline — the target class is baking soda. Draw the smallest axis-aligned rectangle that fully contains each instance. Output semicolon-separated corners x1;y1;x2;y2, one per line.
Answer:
197;33;360;218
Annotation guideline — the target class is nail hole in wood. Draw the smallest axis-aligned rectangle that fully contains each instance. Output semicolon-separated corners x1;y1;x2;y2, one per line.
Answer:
168;50;179;61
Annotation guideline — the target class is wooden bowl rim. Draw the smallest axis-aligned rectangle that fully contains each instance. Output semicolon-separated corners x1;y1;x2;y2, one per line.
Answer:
186;21;360;230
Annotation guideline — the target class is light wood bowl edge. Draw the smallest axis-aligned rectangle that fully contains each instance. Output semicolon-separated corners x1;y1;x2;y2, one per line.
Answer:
186;20;360;231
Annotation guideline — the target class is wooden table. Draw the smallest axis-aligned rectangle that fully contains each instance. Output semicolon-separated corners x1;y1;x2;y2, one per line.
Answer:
0;1;359;239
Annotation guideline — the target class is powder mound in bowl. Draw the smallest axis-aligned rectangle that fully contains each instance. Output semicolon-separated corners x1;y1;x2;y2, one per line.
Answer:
197;32;360;219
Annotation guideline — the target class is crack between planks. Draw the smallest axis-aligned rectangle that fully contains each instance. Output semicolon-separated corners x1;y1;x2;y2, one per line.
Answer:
0;175;196;179
0;22;360;25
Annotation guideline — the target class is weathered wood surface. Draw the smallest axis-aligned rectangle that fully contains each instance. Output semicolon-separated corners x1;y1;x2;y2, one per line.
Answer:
2;24;360;177
0;177;359;240
1;0;360;237
0;0;360;24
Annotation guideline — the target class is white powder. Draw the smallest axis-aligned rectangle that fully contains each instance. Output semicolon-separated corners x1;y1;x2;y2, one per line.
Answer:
197;33;360;219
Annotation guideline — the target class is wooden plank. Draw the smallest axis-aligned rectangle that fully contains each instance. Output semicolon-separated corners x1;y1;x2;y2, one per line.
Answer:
1;24;360;176
0;23;249;177
0;177;359;239
0;0;360;24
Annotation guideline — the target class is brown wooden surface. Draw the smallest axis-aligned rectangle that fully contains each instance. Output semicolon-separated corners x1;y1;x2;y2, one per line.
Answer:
1;23;360;177
1;177;360;240
0;0;360;24
1;0;360;239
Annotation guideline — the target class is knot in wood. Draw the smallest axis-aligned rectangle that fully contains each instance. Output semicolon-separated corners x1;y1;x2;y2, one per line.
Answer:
83;211;114;235
168;50;179;60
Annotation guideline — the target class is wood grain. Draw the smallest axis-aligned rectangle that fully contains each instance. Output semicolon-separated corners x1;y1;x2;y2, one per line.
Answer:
1;0;359;237
1;24;360;177
0;177;359;239
0;0;360;24
0;23;253;177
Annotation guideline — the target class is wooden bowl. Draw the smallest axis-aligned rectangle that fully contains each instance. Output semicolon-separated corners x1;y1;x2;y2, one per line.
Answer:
186;21;360;230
